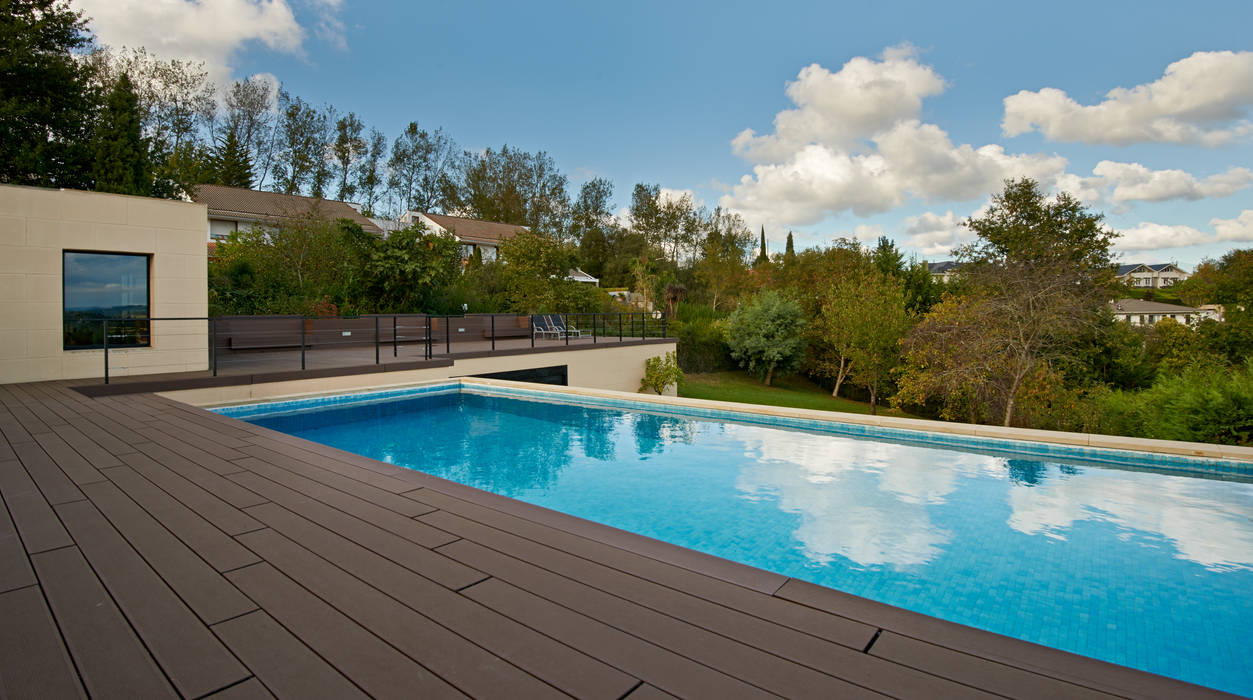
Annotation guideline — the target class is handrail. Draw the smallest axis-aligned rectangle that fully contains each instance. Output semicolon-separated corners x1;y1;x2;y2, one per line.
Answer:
95;311;674;383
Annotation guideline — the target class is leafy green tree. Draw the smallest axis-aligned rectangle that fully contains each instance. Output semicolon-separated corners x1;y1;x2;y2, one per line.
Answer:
388;121;455;213
724;289;806;386
270;90;327;195
640;352;683;394
693;209;753;310
497;230;594;312
1145;318;1203;376
331;112;365;201
871;236;905;277
354;128;387;216
811;267;910;405
572;177;617;278
444;145;569;234
755;226;769;266
784;231;796;265
897;178;1117;426
92;74;151;196
358;222;462;312
0;0;96;188
221;75;277;188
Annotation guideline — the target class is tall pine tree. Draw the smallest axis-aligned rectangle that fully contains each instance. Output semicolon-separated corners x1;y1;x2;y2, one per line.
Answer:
784;231;796;264
211;127;254;189
754;225;769;266
91;74;151;196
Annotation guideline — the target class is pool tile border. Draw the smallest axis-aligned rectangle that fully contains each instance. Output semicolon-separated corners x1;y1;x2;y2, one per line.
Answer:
206;377;1252;477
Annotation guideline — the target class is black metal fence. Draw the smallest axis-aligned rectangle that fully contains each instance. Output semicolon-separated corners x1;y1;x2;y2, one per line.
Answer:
95;312;669;383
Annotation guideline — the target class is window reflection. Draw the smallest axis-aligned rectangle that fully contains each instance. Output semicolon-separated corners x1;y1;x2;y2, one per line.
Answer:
63;251;150;349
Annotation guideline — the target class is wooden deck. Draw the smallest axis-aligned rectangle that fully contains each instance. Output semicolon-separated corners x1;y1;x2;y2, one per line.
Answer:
0;379;1233;699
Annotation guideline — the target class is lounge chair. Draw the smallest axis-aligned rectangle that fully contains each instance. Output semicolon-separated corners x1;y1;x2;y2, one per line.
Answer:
532;315;561;339
549;314;583;338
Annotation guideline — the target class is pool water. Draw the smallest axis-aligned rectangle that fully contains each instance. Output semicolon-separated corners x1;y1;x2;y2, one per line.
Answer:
232;389;1253;695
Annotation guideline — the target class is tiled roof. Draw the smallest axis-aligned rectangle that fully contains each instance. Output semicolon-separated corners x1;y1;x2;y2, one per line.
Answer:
1116;264;1149;275
927;261;959;273
1116;263;1187;275
194;184;383;235
1110;298;1199;314
419;213;527;245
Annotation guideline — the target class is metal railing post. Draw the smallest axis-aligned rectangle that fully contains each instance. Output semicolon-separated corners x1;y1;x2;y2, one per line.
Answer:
210;317;218;377
445;316;450;355
619;313;623;342
393;315;398;357
564;313;569;346
530;314;535;348
374;316;380;364
102;320;109;384
662;314;667;338
425;315;431;360
300;319;306;370
592;313;597;343
490;314;496;351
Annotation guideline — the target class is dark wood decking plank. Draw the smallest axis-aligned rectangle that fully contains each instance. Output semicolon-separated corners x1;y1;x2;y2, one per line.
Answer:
135;425;248;475
241;431;421;481
201;677;276;700
31;546;177;699
229;472;479;589
0;485;36;593
0;585;86;700
623;683;679;700
4;403;55;437
54;499;250;698
0;408;35;445
81;479;257;624
231;457;449;545
138;421;251;463
869;631;1118;700
774;579;1221;699
463;577;779;699
238;436;427;494
212;610;368;700
438;538;883;699
104;464;261;572
247;501;635;699
65;416;137;456
32;432;106;486
77;409;147;444
225;561;468;700
140;394;259;439
8;385;69;428
409;486;874;649
50;422;123;468
133;442;264;508
11;441;85;504
420;510;981;699
0;459;73;553
238;527;565;699
237;444;435;514
122;451;265;536
95;395;165;424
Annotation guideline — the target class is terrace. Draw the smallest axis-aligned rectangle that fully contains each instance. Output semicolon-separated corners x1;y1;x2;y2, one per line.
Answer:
0;375;1233;699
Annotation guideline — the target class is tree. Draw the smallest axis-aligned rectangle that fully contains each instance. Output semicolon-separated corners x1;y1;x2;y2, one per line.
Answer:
693;208;753;310
498;231;583;312
0;0;96;188
331;112;365;201
223;76;278;189
784;231;795;265
209;126;253;189
640;352;683;395
270;90;327;195
724;289;806;386
388;121;455;213
91;74;151;196
444;145;569;234
358;222;462;312
841;271;911;413
354;128;387;216
573;178;616;279
871;236;904;277
755;226;769;266
896;178;1117;426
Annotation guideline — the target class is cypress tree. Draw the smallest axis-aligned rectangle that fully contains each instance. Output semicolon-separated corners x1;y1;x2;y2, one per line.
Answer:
212;128;254;189
91;74;151;196
784;231;795;264
755;225;769;266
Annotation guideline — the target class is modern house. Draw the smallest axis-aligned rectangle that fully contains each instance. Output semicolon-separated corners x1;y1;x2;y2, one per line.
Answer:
1110;298;1208;326
927;260;960;283
194;184;384;241
398;211;527;262
1115;263;1190;289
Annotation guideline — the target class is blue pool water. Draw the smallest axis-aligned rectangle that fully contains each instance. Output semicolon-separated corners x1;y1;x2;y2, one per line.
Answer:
227;387;1253;695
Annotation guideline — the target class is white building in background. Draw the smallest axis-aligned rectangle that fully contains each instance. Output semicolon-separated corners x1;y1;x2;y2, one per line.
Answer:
1110;298;1215;326
1115;263;1190;289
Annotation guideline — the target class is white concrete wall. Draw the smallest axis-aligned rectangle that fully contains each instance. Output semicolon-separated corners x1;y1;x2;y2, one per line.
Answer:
161;342;677;406
0;185;209;383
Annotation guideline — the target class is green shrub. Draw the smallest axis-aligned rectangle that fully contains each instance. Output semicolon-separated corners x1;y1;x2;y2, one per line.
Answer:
640;351;683;394
1092;359;1253;445
672;304;733;373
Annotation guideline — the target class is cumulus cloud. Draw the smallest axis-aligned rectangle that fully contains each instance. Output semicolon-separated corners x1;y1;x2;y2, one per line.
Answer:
851;224;884;243
1091;162;1252;206
1212;210;1253;242
72;0;343;84
721;46;1069;227
902;211;970;256
1002;50;1253;146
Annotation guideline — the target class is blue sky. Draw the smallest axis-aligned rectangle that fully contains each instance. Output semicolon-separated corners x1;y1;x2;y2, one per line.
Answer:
76;0;1253;267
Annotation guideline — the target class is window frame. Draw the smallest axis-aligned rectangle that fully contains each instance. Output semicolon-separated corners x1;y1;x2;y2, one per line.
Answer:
62;250;153;351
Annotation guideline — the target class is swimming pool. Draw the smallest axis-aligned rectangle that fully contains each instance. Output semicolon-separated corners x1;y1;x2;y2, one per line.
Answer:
217;382;1253;695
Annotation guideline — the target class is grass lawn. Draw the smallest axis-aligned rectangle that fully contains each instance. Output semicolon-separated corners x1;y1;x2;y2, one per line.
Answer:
678;370;917;418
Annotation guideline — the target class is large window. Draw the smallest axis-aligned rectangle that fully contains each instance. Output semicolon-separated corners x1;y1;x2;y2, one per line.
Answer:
63;251;150;349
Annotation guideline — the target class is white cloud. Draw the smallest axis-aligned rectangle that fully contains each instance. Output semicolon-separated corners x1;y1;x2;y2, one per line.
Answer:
1116;222;1211;251
71;0;340;84
1091;162;1252;205
658;187;703;209
902;211;970;257
1212;210;1253;242
732;44;946;163
851;224;884;243
1002;50;1253;146
721;47;1070;227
